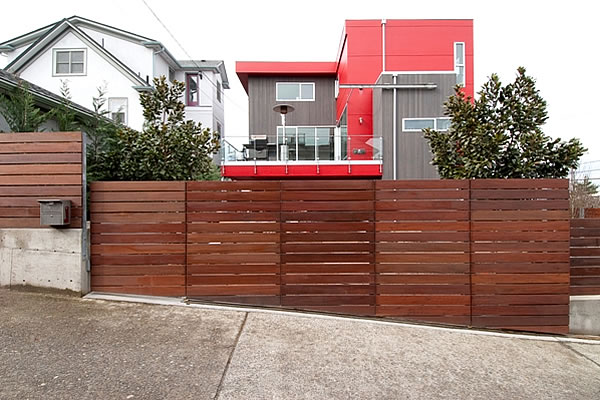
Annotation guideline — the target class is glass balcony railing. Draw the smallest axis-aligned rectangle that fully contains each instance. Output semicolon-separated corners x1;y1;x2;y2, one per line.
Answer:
220;129;383;164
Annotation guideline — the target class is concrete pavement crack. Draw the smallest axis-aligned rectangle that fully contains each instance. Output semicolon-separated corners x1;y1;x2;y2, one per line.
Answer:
213;312;248;400
559;342;600;369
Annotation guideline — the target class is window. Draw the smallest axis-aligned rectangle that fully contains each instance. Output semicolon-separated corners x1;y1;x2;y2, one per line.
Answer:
276;82;315;101
217;81;222;103
108;98;128;125
53;49;86;76
454;42;465;86
186;74;200;106
403;117;450;132
276;126;335;161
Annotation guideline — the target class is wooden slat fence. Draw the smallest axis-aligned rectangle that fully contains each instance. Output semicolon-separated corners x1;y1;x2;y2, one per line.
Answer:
90;182;186;295
470;180;570;334
90;179;571;334
570;219;600;295
375;180;471;325
186;181;281;305
280;180;375;315
0;132;83;228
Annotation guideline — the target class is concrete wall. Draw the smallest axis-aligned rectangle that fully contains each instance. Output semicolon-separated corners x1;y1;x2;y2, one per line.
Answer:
570;296;600;335
0;228;88;294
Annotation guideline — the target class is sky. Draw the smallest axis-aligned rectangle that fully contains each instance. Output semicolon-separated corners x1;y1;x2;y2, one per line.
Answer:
1;0;599;166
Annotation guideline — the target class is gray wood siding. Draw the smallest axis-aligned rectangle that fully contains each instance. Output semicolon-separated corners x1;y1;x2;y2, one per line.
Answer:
373;73;455;179
248;76;336;142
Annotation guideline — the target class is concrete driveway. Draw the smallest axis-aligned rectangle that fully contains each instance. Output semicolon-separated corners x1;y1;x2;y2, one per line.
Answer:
1;289;599;400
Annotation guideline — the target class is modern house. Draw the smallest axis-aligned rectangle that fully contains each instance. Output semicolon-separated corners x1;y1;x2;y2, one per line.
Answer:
0;68;97;132
0;16;228;133
224;19;473;179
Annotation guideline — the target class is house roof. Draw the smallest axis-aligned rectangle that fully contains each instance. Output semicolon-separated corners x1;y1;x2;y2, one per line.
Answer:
178;60;230;89
1;16;230;89
0;68;97;119
236;61;338;93
1;16;179;73
4;19;152;89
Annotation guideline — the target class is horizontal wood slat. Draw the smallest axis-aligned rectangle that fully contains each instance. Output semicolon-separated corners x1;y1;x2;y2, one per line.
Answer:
186;181;281;305
90;181;186;296
90;179;570;334
0;132;83;228
375;180;471;324
471;180;570;334
570;219;600;295
280;180;375;314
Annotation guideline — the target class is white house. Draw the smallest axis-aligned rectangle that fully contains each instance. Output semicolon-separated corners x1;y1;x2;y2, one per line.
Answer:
0;16;228;133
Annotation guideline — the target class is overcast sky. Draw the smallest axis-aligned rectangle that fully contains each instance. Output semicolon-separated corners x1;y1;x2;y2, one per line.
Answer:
2;0;598;163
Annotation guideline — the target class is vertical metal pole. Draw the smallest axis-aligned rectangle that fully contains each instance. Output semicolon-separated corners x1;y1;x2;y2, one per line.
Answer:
283;113;288;174
392;74;397;180
80;132;90;295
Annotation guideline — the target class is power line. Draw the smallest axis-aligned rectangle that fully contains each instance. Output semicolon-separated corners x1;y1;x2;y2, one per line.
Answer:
140;0;245;113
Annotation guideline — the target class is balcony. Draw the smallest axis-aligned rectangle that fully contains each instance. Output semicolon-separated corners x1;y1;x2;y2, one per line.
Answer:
220;128;383;179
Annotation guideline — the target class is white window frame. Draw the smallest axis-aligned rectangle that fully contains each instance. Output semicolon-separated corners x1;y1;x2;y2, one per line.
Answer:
52;48;87;76
276;82;315;102
454;42;465;86
108;97;128;125
402;117;450;132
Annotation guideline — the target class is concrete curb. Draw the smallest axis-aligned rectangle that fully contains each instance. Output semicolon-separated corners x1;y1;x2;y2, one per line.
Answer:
84;291;600;345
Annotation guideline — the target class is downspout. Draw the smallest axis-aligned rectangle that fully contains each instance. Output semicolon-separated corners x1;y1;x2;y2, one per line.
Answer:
381;19;387;72
393;74;397;180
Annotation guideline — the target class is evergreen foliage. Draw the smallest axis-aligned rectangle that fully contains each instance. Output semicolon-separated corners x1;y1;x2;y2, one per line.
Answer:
0;80;48;132
424;67;585;179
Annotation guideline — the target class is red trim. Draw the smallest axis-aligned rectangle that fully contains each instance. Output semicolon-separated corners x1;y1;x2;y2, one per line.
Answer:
221;164;382;179
236;61;337;93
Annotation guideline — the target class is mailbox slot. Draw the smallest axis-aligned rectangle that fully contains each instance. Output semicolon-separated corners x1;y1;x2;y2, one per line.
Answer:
38;199;71;227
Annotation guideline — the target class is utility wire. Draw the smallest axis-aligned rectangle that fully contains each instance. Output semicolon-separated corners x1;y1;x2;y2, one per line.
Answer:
140;0;245;112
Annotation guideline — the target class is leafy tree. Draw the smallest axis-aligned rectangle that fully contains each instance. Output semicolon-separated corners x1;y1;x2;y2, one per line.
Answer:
85;83;120;182
50;79;79;131
98;76;220;181
0;79;48;132
424;67;585;179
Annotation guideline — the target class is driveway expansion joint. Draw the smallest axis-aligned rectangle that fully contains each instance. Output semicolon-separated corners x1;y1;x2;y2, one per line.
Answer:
559;342;600;369
213;312;248;400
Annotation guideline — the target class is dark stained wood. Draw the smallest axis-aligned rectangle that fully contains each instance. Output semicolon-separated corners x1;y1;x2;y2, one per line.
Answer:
90;181;186;296
570;218;600;295
471;181;570;334
0;132;83;229
374;180;471;324
185;181;281;303
89;179;571;334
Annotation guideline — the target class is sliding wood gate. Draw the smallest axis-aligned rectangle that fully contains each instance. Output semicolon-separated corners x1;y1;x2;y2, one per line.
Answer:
91;179;570;334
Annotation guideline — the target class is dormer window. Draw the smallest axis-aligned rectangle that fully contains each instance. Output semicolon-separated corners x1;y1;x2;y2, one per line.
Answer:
53;49;86;76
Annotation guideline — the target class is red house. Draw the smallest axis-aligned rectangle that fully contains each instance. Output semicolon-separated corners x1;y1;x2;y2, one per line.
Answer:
223;19;473;179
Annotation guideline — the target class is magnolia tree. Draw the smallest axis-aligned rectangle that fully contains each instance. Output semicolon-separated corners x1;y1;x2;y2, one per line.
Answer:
89;76;220;181
424;67;585;179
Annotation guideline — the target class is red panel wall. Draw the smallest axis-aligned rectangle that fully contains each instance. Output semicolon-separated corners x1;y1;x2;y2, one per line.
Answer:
336;20;474;161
